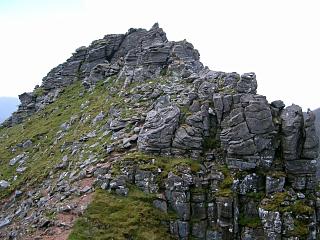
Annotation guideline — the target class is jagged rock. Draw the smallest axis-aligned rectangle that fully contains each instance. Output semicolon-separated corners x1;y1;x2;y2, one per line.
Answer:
259;208;282;240
86;63;120;84
172;114;204;150
0;180;10;189
239;173;259;194
9;153;26;166
244;99;274;134
16;167;27;173
177;220;190;238
285;159;317;174
302;109;319;159
280;104;304;160
153;199;168;213
138;104;180;153
135;170;158;193
266;176;285;195
270;100;285;109
110;119;127;131
92;111;105;125
0;218;11;229
216;197;234;227
191;220;207;238
236;73;257;94
22;139;33;148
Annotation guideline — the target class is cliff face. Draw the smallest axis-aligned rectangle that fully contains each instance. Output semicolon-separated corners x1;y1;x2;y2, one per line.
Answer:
0;24;319;240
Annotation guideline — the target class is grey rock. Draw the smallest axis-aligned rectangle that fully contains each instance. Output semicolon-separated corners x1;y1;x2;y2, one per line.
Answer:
80;186;92;194
22;139;33;148
191;202;207;220
280;104;304;160
0;217;11;229
239;173;259;194
60;122;71;132
227;158;257;170
192;220;207;238
110;119;127;131
92;111;105;125
16;166;27;173
271;100;285;109
206;230;223;240
266;176;285;195
9;153;26;166
0;180;10;189
115;188;129;196
285;159;317;174
236;72;257;94
153;199;168;213
302;109;319;159
259;208;282;240
177;220;190;238
138;104;180;153
245;100;274;134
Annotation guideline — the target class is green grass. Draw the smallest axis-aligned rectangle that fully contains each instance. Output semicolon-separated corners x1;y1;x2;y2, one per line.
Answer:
0;78;126;198
33;87;45;97
260;192;288;211
238;214;261;228
287;200;314;215
112;151;201;185
291;219;309;237
68;188;176;240
216;165;234;197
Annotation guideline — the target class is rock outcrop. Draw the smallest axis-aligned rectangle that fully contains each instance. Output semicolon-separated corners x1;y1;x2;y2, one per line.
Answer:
0;24;319;240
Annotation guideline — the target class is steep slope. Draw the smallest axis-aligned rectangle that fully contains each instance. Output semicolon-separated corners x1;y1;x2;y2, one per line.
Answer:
0;97;19;123
0;24;319;240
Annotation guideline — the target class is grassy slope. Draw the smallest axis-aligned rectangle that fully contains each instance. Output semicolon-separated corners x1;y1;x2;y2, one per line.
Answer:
0;79;122;198
69;188;174;240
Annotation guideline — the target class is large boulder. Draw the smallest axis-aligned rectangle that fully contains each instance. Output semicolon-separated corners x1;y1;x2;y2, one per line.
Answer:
138;103;180;153
302;109;319;159
280;104;304;160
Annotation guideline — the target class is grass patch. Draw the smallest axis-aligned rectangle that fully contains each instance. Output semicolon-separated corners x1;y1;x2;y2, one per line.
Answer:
287;200;314;215
216;165;234;197
68;188;175;240
291;219;309;237
239;214;261;228
260;192;288;211
33;87;45;97
112;151;201;181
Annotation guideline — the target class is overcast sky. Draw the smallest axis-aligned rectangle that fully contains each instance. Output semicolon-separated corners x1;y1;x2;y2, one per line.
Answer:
0;0;319;110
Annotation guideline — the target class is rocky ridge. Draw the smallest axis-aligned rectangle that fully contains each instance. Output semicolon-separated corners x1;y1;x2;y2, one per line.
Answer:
0;24;319;239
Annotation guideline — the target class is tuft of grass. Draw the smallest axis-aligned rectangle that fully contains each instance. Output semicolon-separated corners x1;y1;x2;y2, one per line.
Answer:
33;87;45;97
246;192;265;201
203;137;220;150
216;165;234;197
291;219;309;237
238;214;261;228
112;151;201;181
260;192;288;211
288;200;314;215
68;188;175;240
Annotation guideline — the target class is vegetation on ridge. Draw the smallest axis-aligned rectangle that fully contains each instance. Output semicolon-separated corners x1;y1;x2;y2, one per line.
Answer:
68;188;175;240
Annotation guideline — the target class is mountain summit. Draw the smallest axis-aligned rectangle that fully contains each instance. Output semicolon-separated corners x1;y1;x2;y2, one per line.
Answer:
0;24;319;239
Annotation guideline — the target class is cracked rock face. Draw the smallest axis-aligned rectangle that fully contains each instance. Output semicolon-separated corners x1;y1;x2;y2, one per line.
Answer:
137;104;180;153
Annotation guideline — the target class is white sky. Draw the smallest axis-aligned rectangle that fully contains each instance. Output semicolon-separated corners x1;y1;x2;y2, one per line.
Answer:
0;0;319;110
